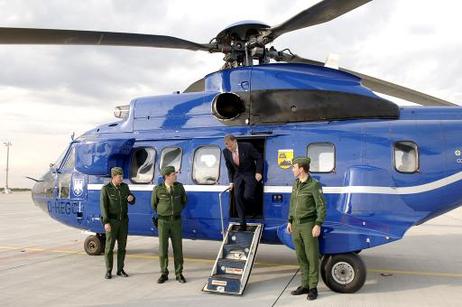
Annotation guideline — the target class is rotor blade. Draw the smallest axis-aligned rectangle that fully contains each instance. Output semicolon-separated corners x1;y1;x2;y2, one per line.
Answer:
0;27;212;51
277;52;457;106
341;68;457;106
25;176;43;183
268;0;372;41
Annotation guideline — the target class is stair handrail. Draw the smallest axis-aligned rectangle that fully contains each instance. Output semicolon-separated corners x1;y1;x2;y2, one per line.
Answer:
218;187;231;239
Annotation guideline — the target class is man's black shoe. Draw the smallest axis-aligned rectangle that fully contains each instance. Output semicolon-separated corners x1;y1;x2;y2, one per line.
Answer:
238;222;247;231
157;274;168;284
117;270;129;277
105;271;112;279
176;274;186;283
307;288;318;300
291;286;309;295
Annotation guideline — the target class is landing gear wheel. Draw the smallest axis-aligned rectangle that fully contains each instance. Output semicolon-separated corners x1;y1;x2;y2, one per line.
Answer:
84;234;105;255
322;253;366;293
320;255;331;286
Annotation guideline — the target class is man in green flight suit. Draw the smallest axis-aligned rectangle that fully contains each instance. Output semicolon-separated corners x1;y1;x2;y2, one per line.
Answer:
100;167;136;279
287;157;327;300
152;165;188;284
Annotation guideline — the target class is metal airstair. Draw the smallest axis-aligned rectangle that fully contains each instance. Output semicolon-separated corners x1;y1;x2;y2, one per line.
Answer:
203;222;263;295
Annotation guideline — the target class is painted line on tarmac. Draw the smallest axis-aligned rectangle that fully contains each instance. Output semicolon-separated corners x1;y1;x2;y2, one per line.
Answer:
368;268;462;278
1;245;462;278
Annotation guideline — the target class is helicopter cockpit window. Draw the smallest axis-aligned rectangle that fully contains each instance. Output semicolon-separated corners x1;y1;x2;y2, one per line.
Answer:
160;147;182;172
394;141;418;173
58;144;76;199
192;146;220;185
307;143;335;173
130;148;156;183
52;146;69;170
62;145;76;170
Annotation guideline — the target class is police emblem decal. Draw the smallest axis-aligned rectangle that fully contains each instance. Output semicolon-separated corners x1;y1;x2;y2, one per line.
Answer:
73;178;84;196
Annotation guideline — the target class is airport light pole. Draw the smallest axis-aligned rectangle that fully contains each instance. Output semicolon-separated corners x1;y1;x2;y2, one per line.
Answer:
3;141;12;194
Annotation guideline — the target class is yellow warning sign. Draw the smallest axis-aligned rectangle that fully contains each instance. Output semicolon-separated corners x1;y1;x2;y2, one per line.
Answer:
278;149;294;169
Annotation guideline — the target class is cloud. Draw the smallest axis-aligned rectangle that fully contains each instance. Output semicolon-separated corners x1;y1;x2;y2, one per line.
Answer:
0;0;461;188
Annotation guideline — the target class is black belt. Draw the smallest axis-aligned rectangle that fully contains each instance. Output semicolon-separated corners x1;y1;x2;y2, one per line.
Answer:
158;215;181;221
293;216;315;224
108;214;127;220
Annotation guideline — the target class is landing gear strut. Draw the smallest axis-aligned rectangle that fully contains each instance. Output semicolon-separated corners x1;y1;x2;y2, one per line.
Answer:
84;233;106;255
321;253;366;293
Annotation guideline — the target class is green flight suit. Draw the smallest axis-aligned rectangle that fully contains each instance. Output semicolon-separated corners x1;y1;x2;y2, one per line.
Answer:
151;182;187;276
100;182;135;273
288;176;327;289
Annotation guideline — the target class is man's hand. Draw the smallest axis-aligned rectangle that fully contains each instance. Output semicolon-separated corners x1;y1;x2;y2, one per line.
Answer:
104;223;111;232
127;195;134;202
228;183;234;191
255;173;262;182
312;225;321;237
286;223;292;234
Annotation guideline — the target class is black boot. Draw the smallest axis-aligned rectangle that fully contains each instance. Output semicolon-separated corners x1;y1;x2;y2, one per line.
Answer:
291;286;309;295
307;288;318;300
117;270;129;277
105;271;112;279
157;274;168;284
176;274;186;283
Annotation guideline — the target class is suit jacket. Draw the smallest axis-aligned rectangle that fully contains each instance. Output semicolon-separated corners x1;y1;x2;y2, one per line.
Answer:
223;142;263;183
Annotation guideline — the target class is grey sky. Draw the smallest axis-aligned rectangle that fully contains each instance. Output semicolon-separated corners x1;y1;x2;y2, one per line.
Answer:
0;0;461;188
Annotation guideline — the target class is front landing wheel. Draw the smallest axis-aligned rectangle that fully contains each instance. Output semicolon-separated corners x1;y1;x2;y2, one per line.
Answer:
84;234;105;255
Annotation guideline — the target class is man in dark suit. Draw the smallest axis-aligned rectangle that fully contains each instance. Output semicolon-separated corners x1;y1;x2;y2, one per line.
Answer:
223;134;263;230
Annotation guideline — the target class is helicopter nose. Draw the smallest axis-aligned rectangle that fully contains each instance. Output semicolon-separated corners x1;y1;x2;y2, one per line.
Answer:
31;171;55;214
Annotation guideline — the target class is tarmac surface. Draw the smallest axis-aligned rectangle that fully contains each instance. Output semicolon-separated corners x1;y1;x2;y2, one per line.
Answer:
0;192;461;306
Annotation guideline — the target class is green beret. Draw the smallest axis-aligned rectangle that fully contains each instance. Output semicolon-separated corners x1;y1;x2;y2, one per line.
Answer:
111;167;123;177
293;157;311;165
161;165;176;176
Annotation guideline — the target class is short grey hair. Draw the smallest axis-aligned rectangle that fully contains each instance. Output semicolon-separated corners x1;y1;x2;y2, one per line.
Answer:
224;134;237;142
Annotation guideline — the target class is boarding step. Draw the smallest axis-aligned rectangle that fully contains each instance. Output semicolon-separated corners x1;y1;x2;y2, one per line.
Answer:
216;258;246;275
203;222;263;295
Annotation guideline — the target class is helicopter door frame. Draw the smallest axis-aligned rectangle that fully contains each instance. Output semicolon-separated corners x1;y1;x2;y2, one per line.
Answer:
229;136;266;221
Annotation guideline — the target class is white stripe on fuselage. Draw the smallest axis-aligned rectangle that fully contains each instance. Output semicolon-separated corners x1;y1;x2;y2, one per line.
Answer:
86;171;462;195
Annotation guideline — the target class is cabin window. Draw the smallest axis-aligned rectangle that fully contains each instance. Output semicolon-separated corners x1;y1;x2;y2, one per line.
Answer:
193;146;220;184
306;143;335;173
130;147;156;183
160;147;182;172
394;141;418;173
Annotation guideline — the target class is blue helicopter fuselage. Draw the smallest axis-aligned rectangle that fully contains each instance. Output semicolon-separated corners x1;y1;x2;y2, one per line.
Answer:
31;63;462;255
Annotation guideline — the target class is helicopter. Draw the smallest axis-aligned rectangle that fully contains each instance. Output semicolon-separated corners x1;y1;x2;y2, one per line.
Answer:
1;0;461;294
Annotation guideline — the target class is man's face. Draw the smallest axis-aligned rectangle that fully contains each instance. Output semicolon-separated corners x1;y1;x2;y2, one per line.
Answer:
292;163;302;178
165;171;177;184
112;174;123;185
224;139;237;152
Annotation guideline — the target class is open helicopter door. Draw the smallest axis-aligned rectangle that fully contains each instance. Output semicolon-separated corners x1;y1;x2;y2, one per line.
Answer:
203;222;263;295
228;137;265;221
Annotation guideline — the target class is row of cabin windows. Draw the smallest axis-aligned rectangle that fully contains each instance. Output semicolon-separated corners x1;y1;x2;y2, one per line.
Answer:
130;146;221;184
307;141;419;173
306;141;418;173
129;141;419;184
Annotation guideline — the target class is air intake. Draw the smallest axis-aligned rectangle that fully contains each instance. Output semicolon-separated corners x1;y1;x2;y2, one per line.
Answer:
212;93;245;121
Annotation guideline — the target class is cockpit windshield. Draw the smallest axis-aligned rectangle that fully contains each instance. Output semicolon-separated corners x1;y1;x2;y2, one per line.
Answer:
52;144;71;169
